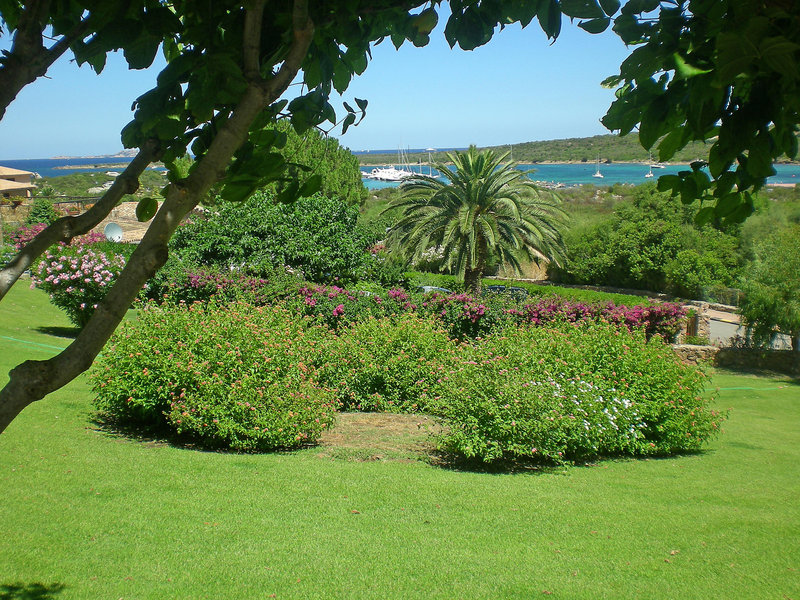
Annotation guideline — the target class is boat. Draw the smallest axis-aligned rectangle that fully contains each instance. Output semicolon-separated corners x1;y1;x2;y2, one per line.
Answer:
362;148;417;182
645;153;654;178
363;165;415;182
593;156;604;179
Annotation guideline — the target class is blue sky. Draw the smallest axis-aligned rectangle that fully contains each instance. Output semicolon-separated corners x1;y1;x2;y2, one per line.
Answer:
0;13;630;160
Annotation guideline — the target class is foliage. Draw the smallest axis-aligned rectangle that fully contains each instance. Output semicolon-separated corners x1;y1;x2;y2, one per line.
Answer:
31;240;129;327
9;223;48;251
360;133;722;166
505;297;686;341
554;184;742;297
738;226;800;350
429;322;723;464
168;191;375;284
265;120;366;206
91;302;337;451
26;198;59;225
600;0;800;223
387;146;567;294
319;313;461;412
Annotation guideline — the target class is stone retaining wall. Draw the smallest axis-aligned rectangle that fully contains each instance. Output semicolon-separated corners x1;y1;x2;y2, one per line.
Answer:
673;344;799;375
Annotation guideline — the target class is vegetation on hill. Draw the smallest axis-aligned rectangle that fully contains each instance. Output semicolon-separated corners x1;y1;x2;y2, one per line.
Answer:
358;133;800;166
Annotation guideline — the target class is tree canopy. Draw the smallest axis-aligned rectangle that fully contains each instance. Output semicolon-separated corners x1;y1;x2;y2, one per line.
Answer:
386;146;566;294
1;0;799;433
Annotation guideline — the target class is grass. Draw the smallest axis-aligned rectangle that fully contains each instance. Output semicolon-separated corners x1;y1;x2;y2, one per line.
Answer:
1;284;799;599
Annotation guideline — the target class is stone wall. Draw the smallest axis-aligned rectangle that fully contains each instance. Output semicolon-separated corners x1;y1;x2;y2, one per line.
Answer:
673;344;719;366
715;347;800;375
673;344;799;376
0;202;31;227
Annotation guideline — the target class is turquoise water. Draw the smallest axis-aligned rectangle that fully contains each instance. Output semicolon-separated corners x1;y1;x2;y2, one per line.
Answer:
4;156;799;188
362;163;800;189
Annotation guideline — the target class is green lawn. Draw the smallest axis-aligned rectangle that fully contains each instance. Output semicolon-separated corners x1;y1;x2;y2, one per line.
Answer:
1;283;798;599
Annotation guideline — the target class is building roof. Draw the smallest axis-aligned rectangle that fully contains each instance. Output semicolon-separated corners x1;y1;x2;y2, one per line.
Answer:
0;179;36;192
0;166;35;177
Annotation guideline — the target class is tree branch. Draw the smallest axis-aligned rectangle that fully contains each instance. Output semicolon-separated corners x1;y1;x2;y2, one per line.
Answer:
0;3;91;120
0;139;161;302
0;0;316;435
242;0;266;81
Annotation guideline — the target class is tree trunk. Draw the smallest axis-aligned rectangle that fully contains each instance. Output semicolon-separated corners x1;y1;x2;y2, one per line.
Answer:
0;1;315;435
463;243;487;296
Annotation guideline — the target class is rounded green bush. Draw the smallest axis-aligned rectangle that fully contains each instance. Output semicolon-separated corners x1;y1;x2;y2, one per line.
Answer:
319;313;463;412
428;321;724;464
91;302;336;451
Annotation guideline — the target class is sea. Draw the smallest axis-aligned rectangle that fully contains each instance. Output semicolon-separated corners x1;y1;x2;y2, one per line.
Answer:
3;155;800;189
361;162;800;190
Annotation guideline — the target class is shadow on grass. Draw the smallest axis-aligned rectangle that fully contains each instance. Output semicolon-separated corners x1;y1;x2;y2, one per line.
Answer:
0;582;66;600
35;326;79;340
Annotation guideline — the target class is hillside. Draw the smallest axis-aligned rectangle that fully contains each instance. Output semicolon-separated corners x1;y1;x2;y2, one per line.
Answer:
357;133;800;166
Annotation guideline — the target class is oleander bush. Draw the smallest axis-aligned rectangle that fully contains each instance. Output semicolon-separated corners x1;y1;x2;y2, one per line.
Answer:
32;240;130;327
427;321;723;464
319;313;462;412
91;302;337;451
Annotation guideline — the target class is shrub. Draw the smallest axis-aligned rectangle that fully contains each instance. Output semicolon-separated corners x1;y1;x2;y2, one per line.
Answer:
26;197;59;225
143;260;304;306
91;302;337;451
738;225;800;350
428;321;723;464
319;313;462;412
31;242;128;327
9;222;47;250
169;191;374;284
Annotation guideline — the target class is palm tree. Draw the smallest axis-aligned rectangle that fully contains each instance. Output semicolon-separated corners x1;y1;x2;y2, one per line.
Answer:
385;146;567;295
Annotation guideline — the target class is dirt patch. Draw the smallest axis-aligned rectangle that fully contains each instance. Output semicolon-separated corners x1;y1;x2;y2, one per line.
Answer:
317;412;443;461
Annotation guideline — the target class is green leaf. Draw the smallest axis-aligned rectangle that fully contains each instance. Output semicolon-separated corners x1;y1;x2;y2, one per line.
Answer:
332;61;351;94
299;174;323;198
578;17;610;34
220;182;257;204
277;181;300;205
673;53;711;78
355;98;368;112
341;112;356;135
679;176;698;204
639;96;669;150
123;34;160;70
657;128;686;162
560;0;604;19
598;0;620;16
656;174;680;193
694;206;715;226
759;36;800;75
136;197;158;222
716;32;756;83
714;192;741;218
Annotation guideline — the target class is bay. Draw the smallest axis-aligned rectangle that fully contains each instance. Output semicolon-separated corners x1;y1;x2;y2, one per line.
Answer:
4;156;799;189
361;162;800;189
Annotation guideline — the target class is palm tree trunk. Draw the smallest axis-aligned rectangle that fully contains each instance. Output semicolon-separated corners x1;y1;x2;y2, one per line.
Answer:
464;243;487;296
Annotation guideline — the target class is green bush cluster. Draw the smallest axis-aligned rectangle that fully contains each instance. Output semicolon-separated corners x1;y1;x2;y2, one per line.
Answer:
93;299;722;461
319;313;461;412
425;321;723;464
553;184;742;299
91;302;336;451
167;191;376;285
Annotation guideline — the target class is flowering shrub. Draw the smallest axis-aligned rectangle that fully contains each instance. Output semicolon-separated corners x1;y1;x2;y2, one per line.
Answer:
9;222;47;250
506;298;687;341
319;313;462;412
427;321;723;464
91;302;336;451
32;243;127;326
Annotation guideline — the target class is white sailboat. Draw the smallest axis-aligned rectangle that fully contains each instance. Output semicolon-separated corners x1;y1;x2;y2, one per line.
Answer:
363;148;416;182
593;156;604;179
644;152;655;177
